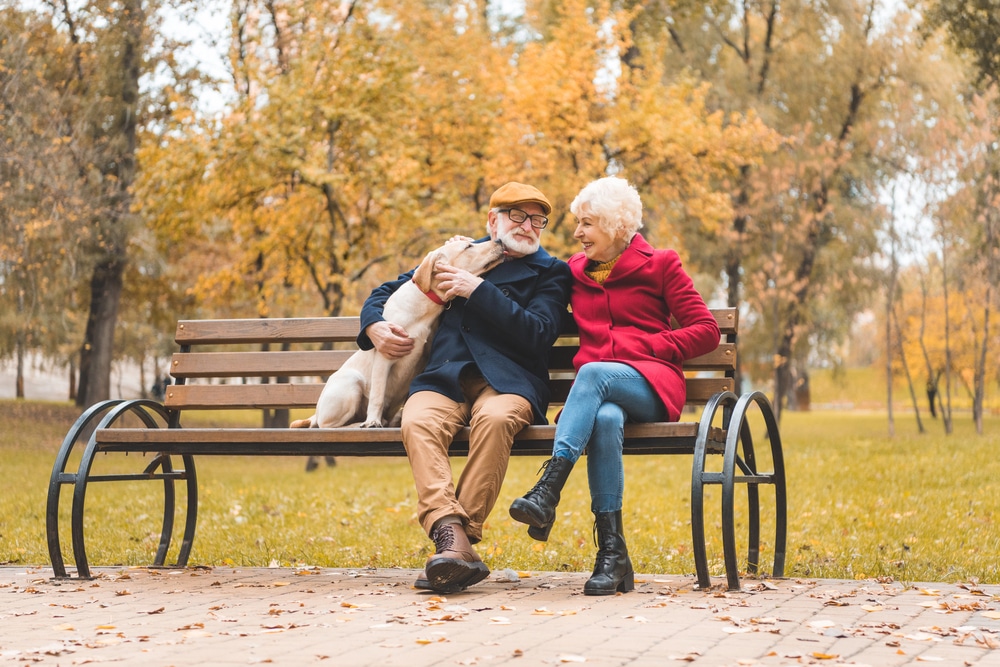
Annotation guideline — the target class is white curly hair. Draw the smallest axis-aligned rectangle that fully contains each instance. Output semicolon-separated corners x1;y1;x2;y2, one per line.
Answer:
569;177;643;241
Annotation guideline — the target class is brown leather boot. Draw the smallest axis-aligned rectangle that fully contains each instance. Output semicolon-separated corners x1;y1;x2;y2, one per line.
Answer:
425;522;490;593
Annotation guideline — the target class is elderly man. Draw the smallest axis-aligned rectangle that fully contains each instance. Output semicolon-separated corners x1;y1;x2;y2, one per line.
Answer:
359;182;572;593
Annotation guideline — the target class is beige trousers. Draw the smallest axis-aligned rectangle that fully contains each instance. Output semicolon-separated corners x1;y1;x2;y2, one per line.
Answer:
401;373;533;543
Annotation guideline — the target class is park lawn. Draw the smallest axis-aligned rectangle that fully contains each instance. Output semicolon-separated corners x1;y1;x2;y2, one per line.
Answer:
1;400;998;585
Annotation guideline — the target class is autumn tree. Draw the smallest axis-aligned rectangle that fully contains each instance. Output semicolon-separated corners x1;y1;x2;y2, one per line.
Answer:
0;9;84;398
145;0;778;327
615;0;938;419
921;0;1000;434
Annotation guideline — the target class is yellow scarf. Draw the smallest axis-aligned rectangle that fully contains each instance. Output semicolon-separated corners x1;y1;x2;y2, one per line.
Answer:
585;255;622;284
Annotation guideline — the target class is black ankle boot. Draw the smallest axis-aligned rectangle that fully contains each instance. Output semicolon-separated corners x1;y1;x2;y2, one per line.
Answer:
584;510;634;596
509;457;574;541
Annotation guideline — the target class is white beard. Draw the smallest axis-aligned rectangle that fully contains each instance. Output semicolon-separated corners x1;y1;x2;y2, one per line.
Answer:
496;226;540;256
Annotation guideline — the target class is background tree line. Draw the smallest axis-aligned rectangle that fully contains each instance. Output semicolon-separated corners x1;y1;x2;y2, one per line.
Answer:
1;0;997;433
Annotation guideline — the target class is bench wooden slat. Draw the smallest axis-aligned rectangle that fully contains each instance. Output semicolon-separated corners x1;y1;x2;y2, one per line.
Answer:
684;378;736;402
167;377;734;410
170;350;353;379
94;422;724;458
169;343;735;381
164;383;324;410
175;318;360;345
174;309;739;346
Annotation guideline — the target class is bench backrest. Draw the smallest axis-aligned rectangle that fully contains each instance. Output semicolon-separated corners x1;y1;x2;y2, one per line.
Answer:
164;308;737;415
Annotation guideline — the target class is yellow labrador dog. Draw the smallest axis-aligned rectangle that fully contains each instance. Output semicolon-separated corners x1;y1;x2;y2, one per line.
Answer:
291;238;506;430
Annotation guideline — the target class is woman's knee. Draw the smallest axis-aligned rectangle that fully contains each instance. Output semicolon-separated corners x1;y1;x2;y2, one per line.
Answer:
587;403;625;455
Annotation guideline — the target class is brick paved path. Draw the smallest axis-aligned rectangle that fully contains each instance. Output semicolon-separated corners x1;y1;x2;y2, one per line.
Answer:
2;566;999;666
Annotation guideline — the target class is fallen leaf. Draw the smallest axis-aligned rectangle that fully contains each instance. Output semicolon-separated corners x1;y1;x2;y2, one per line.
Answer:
558;655;586;663
811;652;839;659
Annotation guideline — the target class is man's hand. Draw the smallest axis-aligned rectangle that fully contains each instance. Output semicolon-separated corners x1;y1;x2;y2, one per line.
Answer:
435;262;484;301
366;321;416;359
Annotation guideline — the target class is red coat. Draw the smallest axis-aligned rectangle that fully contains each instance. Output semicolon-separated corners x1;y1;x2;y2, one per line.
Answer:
568;234;721;421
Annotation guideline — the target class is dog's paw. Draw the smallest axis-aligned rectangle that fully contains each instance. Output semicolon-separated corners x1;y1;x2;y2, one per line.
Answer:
360;419;385;428
290;418;313;428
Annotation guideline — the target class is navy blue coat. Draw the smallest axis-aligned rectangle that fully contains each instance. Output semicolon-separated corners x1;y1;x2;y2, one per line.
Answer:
358;239;572;425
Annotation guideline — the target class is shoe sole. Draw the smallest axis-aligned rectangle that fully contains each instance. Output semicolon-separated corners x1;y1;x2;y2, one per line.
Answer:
426;558;490;593
509;499;553;541
584;571;635;596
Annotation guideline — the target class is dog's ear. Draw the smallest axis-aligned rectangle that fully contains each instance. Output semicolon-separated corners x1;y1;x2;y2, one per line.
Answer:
412;251;441;292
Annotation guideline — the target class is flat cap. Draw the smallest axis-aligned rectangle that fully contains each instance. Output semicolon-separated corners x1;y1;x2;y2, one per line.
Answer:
489;182;551;216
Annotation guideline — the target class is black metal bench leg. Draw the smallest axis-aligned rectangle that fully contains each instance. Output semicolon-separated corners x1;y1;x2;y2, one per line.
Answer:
66;400;173;579
47;400;124;579
70;434;100;580
150;455;176;567
691;391;738;589
738;417;762;575
722;391;787;589
174;454;199;567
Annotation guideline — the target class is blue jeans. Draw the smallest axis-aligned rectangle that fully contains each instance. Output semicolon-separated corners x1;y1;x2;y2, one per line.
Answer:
552;362;667;513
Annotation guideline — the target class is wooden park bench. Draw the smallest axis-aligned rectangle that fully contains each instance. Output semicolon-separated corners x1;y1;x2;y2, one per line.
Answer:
46;307;786;590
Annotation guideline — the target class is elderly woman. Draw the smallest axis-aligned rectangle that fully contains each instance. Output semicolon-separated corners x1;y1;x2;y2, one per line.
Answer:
509;176;721;595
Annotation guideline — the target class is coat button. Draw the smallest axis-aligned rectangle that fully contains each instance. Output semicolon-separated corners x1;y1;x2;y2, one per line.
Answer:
502;288;510;296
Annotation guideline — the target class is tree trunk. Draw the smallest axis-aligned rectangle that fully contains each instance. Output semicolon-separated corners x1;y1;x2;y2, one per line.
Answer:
74;0;142;407
15;335;25;400
892;306;925;434
940;236;953;434
973;286;990;435
77;259;126;407
68;359;77;402
726;167;751;395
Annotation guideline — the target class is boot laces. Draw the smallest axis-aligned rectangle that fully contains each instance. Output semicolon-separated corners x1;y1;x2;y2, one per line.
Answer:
431;524;456;554
591;521;621;568
591;526;618;571
517;460;549;504
526;458;566;502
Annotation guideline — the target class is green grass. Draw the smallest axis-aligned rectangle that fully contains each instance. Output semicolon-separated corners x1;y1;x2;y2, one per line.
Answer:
2;397;998;584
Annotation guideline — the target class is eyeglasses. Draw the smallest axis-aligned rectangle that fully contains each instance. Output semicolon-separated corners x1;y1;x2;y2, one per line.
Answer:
499;208;548;229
